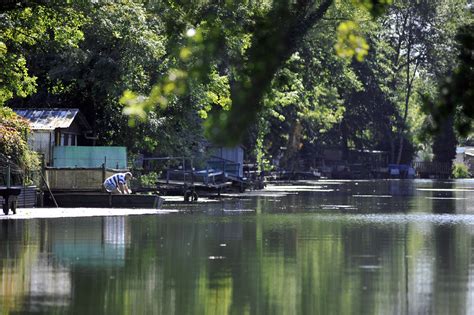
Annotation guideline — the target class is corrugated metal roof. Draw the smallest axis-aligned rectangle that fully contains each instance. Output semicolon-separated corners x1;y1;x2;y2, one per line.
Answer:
13;108;91;130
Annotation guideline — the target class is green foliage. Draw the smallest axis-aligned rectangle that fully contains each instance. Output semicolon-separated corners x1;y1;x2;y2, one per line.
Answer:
253;116;272;172
260;44;349;168
0;5;85;105
200;69;232;118
0;106;40;172
137;171;159;188
452;163;470;179
122;0;399;146
335;21;369;62
8;2;173;155
78;2;168;149
351;0;393;17
422;22;474;137
121;68;188;124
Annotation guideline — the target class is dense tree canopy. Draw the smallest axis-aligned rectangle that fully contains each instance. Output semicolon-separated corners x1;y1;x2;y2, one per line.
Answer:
1;0;472;170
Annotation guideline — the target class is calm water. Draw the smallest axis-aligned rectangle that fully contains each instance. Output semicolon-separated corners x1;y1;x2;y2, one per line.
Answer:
1;180;474;314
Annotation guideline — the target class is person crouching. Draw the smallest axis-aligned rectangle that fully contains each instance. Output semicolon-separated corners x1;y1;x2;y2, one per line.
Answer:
103;172;133;194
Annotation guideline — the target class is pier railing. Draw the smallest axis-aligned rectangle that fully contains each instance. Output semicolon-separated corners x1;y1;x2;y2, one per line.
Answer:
141;156;238;186
207;156;241;177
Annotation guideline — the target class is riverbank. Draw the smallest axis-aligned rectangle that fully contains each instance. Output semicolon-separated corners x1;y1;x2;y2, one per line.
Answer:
0;183;326;219
5;180;472;220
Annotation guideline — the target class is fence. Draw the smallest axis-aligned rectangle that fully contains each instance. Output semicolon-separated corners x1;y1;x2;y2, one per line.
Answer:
140;157;226;186
207;156;241;178
137;156;238;193
45;166;126;191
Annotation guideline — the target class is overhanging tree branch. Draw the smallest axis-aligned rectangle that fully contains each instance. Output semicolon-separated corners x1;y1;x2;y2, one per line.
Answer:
207;0;334;145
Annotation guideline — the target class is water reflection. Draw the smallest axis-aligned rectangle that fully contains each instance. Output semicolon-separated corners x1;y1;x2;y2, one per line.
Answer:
52;217;129;267
1;180;474;314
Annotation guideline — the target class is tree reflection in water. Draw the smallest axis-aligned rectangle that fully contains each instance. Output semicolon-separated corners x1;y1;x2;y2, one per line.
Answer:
1;180;474;314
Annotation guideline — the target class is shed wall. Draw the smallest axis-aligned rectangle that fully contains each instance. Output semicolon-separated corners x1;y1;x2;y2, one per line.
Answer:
211;146;244;177
29;131;54;164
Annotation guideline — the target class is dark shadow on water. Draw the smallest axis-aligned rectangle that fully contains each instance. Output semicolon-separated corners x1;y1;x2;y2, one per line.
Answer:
432;181;456;215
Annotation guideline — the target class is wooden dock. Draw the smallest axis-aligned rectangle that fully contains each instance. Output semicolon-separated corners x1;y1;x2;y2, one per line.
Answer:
156;177;232;201
46;192;164;209
141;156;244;201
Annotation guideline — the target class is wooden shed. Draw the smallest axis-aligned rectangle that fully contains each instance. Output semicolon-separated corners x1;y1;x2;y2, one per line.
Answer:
14;108;93;165
208;145;244;177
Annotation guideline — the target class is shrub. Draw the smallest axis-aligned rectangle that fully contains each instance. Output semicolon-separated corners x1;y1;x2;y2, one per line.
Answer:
137;172;159;188
0;106;40;173
452;163;470;178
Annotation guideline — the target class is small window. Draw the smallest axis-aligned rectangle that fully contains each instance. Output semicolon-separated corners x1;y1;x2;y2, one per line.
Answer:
63;134;69;146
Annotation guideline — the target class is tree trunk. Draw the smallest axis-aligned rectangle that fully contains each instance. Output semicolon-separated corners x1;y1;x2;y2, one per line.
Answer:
396;20;419;165
396;20;411;165
283;120;303;171
341;120;349;161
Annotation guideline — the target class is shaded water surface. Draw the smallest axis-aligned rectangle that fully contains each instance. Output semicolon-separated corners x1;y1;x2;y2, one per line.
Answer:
1;180;474;314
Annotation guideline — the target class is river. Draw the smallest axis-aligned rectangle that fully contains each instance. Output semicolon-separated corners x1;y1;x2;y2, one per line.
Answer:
1;179;474;314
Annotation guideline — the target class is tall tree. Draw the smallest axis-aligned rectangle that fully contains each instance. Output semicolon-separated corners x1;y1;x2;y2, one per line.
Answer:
383;0;471;163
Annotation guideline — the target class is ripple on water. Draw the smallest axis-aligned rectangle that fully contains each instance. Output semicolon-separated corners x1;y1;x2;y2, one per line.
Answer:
426;197;468;200
358;265;382;271
352;195;392;198
417;188;474;192
264;185;334;192
313;213;474;225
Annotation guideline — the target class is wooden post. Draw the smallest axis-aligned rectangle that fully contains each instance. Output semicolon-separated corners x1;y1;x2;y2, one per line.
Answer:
6;165;10;188
40;171;58;208
102;163;106;184
166;158;170;184
166;159;170;185
182;157;186;184
182;157;187;197
191;158;194;186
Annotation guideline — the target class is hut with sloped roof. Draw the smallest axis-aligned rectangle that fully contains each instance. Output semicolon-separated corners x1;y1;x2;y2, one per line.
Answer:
14;108;93;165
